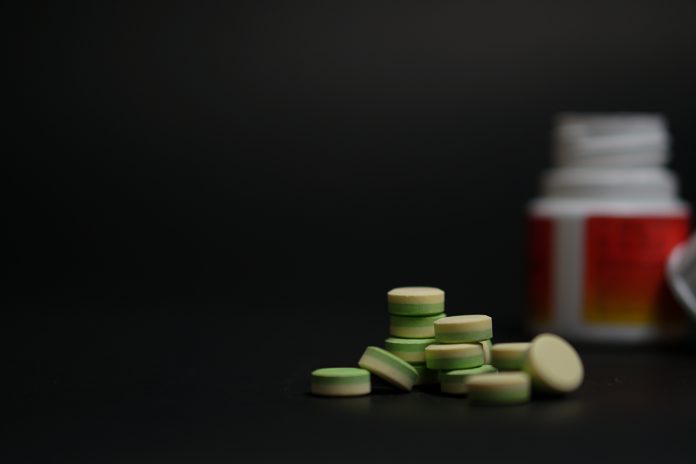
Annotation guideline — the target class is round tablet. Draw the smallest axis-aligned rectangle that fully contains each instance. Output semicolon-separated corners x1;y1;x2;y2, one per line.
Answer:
412;363;439;386
384;337;435;363
310;368;371;397
479;339;492;364
358;346;418;391
440;365;498;395
491;342;531;371
434;315;493;343
390;313;446;338
424;343;484;370
388;287;445;316
523;333;583;394
467;372;531;405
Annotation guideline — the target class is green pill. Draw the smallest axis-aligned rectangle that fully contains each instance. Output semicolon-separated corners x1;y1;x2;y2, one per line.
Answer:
388;287;445;316
440;365;497;395
434;315;493;343
388;301;445;316
467;372;531;405
424;343;484;370
358;346;418;391
390;313;446;338
491;342;530;371
310;368;371;397
384;337;435;363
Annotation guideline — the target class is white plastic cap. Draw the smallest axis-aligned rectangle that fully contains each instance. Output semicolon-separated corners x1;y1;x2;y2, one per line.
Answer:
542;167;678;200
667;234;696;320
554;113;670;167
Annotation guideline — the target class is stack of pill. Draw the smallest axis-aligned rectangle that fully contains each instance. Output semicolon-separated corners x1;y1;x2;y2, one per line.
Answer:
310;286;584;406
427;315;503;396
384;287;445;386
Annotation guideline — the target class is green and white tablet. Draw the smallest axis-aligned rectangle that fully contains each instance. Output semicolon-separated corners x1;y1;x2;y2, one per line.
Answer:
310;368;371;397
387;287;445;316
523;333;583;394
384;337;435;363
491;342;530;371
434;315;493;343
424;343;484;370
390;313;445;338
467;372;530;405
358;346;418;391
440;364;497;395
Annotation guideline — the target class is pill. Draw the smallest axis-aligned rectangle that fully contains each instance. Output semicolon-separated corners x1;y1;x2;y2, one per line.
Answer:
440;364;498;395
523;333;583;394
424;343;484;370
390;313;446;338
358;346;418;391
467;372;531;405
412;363;439;385
384;337;435;363
310;367;371;397
491;342;531;371
434;315;493;343
479;339;492;364
388;287;445;316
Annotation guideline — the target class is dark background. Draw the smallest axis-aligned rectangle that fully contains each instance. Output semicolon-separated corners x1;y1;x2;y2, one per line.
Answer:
8;1;696;462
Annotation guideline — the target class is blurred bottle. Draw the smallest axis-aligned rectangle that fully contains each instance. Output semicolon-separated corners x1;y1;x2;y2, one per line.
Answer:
527;113;691;343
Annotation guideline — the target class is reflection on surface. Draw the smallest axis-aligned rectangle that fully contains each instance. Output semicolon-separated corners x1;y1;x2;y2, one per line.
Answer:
305;393;373;415
304;383;588;426
534;396;585;424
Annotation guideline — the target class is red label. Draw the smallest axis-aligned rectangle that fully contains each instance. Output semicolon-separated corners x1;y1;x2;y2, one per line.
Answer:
583;215;691;325
528;217;552;323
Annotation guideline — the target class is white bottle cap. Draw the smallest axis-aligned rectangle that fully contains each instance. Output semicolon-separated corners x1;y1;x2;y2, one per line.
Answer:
541;167;678;200
667;234;696;320
553;113;670;167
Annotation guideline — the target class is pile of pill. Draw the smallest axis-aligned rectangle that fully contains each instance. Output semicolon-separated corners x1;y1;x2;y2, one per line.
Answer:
310;287;584;405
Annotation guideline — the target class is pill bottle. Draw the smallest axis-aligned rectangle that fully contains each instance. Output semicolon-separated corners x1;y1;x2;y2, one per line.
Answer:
527;114;692;343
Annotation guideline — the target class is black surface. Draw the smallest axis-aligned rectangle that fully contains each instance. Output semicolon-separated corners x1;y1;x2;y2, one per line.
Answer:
8;1;696;462
8;303;696;462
